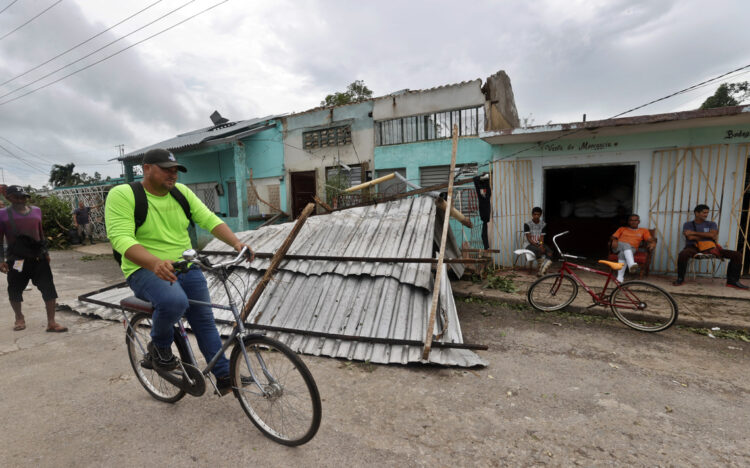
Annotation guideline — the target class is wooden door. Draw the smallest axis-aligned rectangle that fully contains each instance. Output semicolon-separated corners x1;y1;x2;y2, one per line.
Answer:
291;171;316;218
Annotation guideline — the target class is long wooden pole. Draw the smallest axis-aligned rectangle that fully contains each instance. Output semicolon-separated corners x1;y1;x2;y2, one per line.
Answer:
423;125;458;360
343;172;396;193
241;202;315;323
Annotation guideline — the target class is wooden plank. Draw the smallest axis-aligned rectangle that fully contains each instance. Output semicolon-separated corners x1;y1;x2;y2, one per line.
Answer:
423;125;458;360
242;202;315;323
312;195;333;213
343;171;395;193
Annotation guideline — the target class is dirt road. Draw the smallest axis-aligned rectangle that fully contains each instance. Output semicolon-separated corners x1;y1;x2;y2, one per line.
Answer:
0;250;748;467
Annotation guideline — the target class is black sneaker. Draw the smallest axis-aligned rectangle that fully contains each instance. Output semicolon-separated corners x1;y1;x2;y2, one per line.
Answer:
726;281;750;290
146;341;178;371
672;278;684;287
216;375;254;396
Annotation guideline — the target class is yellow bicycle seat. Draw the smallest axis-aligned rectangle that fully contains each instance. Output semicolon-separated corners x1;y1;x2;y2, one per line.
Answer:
598;260;624;271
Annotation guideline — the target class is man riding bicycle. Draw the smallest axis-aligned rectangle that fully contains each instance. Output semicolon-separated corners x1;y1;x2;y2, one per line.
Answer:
105;148;254;395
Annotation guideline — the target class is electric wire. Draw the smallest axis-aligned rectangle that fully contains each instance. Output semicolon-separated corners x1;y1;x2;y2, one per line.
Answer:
0;0;197;102
0;142;51;175
0;0;61;42
0;0;163;88
0;0;19;16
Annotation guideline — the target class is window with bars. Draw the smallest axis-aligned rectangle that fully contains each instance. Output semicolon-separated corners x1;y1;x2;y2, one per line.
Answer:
375;106;485;146
186;182;219;212
303;125;352;149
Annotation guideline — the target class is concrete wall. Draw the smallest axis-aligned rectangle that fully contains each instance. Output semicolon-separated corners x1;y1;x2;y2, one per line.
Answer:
372;80;485;120
282;101;374;207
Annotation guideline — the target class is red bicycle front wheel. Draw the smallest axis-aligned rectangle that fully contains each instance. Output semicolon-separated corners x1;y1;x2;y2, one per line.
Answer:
527;274;579;311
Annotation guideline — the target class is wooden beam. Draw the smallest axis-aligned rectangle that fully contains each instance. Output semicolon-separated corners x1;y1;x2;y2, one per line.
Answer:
313;195;333;213
332;177;477;211
434;197;473;228
423;125;458;360
343;172;396;193
241;202;315;323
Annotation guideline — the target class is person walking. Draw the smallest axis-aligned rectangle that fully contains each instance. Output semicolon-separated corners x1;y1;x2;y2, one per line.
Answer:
73;200;102;245
0;185;67;332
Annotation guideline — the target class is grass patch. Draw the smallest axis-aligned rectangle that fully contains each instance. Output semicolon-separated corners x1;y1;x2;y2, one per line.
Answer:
80;254;111;262
485;272;517;293
680;326;750;342
338;360;377;373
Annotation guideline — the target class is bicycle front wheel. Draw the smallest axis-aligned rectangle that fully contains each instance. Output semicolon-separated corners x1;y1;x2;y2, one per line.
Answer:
229;335;321;446
610;281;678;332
125;313;185;403
527;274;579;311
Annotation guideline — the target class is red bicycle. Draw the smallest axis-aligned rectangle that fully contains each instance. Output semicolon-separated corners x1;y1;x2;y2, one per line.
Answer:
526;231;678;332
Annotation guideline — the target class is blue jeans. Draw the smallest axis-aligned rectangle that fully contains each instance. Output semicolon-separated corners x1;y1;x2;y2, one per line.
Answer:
127;266;229;378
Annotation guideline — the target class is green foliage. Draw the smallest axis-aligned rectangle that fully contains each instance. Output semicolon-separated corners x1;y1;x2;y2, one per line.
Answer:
49;162;107;188
700;82;749;109
29;193;73;249
321;80;373;107
681;326;750;342
485;272;517;293
325;169;350;204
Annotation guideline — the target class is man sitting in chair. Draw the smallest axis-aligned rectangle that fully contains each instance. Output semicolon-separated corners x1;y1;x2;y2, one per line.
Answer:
673;204;748;289
523;207;553;276
610;214;655;283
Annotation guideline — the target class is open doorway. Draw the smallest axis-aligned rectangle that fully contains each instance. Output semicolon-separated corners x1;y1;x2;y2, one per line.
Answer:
290;171;316;218
544;164;636;258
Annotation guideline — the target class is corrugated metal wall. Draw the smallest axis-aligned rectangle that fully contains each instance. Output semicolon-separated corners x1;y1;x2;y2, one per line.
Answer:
489;159;534;265
648;143;749;275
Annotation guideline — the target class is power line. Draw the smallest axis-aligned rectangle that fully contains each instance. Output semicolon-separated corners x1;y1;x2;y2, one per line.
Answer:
0;0;62;42
0;0;163;88
0;142;51;175
0;0;197;102
486;61;750;165
0;0;19;16
0;135;58;165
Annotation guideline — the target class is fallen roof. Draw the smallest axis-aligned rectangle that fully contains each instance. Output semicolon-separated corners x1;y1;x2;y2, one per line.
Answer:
75;197;485;367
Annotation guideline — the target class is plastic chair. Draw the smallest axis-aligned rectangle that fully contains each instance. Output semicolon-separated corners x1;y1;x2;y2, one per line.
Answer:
606;229;656;278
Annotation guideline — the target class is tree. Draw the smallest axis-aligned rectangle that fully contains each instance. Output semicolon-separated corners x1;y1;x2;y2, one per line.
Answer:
700;82;750;109
321;80;373;107
49;163;80;187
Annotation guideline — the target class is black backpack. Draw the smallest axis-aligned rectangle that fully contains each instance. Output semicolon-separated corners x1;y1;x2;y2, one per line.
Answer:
112;182;194;265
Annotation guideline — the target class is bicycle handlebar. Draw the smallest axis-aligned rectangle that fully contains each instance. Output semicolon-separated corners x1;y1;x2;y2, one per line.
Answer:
173;247;252;273
551;231;569;257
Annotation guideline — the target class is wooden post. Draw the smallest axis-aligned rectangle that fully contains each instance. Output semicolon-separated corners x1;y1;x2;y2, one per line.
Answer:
422;125;459;360
241;202;315;323
313;195;334;213
434;197;473;228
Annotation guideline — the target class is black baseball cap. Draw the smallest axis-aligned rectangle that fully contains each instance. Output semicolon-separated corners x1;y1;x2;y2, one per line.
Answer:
142;148;187;172
6;185;31;197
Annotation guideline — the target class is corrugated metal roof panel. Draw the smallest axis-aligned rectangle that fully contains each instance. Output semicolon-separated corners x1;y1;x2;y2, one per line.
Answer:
122;115;281;160
72;197;483;367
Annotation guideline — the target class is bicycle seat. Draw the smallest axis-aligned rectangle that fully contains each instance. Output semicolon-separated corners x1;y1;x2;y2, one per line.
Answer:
121;296;154;314
598;260;624;271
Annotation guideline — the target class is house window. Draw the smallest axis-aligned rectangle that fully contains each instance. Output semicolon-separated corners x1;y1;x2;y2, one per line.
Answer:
303;125;352;149
375;106;485;146
186;182;219;213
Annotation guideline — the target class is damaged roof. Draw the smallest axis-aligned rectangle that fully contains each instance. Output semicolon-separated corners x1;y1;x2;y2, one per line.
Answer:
75;197;485;367
119;114;283;161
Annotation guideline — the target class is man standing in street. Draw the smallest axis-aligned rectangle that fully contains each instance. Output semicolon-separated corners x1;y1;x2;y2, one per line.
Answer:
106;148;253;395
73;200;102;245
0;185;67;332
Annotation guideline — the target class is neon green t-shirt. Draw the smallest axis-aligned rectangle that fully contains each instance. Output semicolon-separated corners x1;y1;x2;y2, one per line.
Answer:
105;183;223;278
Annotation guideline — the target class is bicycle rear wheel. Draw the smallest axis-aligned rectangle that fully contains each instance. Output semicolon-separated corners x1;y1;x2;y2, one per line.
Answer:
527;274;579;311
229;335;321;446
609;281;678;332
125;313;186;403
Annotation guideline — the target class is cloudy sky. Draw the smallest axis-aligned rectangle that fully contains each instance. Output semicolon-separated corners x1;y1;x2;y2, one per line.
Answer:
0;0;748;188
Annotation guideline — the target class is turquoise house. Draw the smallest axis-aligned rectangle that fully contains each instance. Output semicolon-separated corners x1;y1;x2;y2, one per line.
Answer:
481;105;750;277
118;113;286;247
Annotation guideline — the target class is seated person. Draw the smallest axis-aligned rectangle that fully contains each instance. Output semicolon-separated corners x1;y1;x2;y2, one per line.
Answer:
524;206;553;276
673;204;748;289
610;213;655;282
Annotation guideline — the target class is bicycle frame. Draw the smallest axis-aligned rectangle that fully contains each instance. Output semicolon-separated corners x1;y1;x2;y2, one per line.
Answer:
122;248;277;397
550;231;621;307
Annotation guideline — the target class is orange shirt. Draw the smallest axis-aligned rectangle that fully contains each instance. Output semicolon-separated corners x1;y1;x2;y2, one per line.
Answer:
613;227;651;249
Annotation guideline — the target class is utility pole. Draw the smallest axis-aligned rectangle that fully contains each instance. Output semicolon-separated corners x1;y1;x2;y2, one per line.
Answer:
0;167;5;184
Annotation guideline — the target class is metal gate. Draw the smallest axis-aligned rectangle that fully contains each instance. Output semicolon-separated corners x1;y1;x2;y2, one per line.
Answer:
489;159;534;266
51;184;112;241
648;144;749;275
